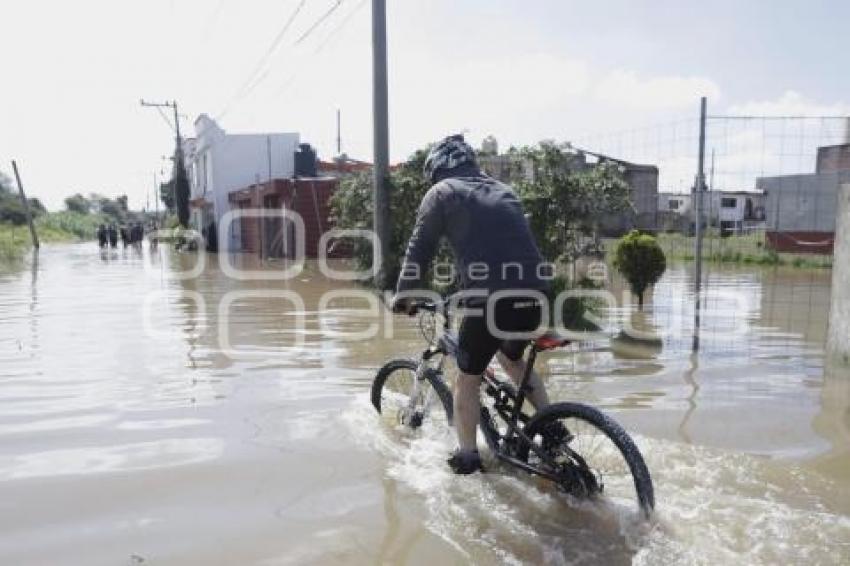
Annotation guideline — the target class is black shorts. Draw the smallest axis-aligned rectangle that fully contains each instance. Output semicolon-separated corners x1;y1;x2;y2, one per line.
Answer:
456;296;542;375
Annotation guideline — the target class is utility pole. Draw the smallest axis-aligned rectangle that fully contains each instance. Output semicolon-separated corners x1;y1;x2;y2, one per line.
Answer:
255;173;264;261
692;97;707;351
141;99;189;226
153;171;160;222
371;0;390;289
10;161;39;249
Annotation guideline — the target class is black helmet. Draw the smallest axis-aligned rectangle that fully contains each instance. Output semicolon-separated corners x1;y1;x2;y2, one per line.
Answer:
422;134;477;184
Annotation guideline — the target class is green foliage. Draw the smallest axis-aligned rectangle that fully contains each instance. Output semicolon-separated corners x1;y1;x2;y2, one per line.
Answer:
548;275;604;331
330;142;633;289
329;149;449;288
173;153;191;227
511;142;632;262
164;214;181;230
64;193;92;214
36;211;105;240
1;173;25;225
654;232;832;269
0;192;29;225
160;181;176;213
0;223;30;263
613;230;667;309
88;193;129;223
0;172;13;192
27;198;46;218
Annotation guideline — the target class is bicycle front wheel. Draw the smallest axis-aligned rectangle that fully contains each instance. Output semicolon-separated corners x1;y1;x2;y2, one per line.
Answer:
371;358;453;430
519;402;654;517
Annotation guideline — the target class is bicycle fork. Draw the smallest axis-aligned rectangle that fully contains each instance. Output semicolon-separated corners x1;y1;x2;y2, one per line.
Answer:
400;360;437;428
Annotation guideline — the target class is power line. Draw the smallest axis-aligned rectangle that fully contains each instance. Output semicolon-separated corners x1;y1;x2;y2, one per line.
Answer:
293;0;344;46
223;0;355;123
217;0;308;120
201;0;228;43
271;0;365;99
313;0;366;54
155;106;176;133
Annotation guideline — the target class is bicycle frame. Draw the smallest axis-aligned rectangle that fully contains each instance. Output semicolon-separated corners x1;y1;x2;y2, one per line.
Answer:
414;306;565;482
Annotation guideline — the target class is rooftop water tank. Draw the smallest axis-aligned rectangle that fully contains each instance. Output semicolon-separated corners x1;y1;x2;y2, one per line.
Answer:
295;143;317;177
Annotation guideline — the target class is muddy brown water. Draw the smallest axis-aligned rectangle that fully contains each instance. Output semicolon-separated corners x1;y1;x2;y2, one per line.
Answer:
0;244;848;565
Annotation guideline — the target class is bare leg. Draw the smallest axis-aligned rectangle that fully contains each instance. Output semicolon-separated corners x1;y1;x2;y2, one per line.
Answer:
454;371;482;452
496;351;550;410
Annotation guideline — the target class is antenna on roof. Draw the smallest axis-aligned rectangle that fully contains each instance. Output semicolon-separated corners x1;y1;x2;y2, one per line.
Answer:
336;108;342;156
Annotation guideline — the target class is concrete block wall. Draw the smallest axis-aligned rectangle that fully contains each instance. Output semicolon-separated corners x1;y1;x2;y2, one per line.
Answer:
827;183;850;365
759;172;844;232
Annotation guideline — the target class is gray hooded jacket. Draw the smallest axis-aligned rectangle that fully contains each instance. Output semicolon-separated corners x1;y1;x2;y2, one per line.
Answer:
395;174;549;295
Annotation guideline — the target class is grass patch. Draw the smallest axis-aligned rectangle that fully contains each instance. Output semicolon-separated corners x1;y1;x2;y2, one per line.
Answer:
653;232;832;269
0;212;101;264
35;211;104;241
0;223;33;263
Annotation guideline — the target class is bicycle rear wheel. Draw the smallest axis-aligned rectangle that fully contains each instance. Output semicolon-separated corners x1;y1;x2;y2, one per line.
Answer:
519;402;654;517
371;358;453;430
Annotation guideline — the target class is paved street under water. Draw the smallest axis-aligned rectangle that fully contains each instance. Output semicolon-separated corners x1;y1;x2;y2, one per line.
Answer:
0;243;848;564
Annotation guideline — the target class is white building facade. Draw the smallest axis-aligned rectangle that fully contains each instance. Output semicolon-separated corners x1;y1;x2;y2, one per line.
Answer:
706;191;765;234
658;193;691;214
185;114;300;251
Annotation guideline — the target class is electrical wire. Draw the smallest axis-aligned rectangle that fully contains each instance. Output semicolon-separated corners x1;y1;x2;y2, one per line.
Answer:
217;0;308;120
271;0;364;99
155;106;176;133
312;0;366;55
293;0;344;46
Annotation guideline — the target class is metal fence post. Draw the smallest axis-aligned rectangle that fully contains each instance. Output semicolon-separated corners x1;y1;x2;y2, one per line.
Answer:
693;97;707;351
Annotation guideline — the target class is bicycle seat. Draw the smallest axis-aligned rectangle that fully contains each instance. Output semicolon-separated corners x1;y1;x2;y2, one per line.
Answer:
534;333;571;351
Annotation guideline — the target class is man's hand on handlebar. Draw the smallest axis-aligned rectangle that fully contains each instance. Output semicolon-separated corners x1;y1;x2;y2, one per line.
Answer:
390;295;417;316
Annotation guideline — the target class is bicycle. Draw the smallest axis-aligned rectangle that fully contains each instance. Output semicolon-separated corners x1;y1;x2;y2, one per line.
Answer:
371;295;655;517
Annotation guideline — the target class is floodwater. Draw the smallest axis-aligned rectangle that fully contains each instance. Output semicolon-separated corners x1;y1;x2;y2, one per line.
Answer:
0;243;848;565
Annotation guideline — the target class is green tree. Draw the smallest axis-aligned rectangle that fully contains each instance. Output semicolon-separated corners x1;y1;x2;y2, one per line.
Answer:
330;141;633;290
0;172;13;192
0;195;28;225
172;150;190;227
329;149;437;288
510;142;632;262
613;230;667;310
160;180;176;213
27;197;46;218
89;193;125;222
64;193;92;214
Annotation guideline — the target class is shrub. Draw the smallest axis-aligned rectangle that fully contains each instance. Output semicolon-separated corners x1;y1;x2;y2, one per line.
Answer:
613;230;667;310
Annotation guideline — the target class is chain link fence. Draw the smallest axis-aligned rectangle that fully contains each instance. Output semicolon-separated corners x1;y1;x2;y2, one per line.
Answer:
570;109;848;352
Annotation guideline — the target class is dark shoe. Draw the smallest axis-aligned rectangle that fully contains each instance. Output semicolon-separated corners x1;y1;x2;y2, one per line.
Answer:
447;449;484;474
540;421;574;451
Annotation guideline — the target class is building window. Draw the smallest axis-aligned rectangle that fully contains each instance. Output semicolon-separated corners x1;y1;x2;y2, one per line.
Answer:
668;199;680;210
721;197;737;208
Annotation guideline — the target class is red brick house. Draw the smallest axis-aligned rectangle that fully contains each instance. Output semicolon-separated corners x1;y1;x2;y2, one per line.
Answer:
228;177;344;258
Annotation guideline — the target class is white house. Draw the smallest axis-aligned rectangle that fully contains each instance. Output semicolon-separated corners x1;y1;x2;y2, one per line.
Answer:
705;190;766;235
658;192;691;214
184;114;300;250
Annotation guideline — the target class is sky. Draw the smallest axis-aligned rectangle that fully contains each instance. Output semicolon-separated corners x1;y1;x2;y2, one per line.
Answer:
2;0;849;209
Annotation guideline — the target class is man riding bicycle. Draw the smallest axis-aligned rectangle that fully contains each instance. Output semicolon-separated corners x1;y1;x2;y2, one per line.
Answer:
392;134;561;474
